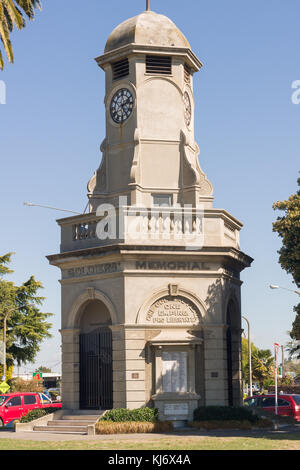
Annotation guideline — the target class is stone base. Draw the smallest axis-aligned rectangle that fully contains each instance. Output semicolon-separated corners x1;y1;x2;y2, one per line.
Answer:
152;392;200;422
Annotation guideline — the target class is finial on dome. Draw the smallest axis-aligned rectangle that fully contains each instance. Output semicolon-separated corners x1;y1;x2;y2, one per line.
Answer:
146;0;151;11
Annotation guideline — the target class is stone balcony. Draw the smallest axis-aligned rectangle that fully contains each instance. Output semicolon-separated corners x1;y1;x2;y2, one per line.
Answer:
58;206;242;254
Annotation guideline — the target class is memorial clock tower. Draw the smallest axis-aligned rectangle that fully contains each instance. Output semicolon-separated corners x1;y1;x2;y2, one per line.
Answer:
48;2;253;424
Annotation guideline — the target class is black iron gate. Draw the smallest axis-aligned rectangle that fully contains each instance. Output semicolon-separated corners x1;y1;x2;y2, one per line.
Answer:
79;328;113;410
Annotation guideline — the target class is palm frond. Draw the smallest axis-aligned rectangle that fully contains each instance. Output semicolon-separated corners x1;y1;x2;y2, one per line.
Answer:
0;20;14;64
3;0;24;29
0;0;42;69
15;0;41;20
0;49;4;70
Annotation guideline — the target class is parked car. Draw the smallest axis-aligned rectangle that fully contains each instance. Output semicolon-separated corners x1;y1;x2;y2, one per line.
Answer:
244;394;300;422
43;389;52;400
0;392;62;426
47;388;61;402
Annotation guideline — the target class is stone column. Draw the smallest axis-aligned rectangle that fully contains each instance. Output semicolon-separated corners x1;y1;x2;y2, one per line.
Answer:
124;328;146;409
60;328;80;410
231;327;243;406
204;325;228;405
111;326;126;409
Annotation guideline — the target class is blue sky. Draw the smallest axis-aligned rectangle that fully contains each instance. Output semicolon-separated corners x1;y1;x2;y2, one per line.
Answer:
0;0;299;373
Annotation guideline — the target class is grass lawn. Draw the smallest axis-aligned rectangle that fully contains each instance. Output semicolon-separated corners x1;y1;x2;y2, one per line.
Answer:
0;434;299;450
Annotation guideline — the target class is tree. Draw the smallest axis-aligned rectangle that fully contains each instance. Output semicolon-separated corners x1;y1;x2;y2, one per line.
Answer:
0;0;42;70
9;377;43;392
35;366;51;373
273;176;300;348
242;338;274;390
251;348;274;390
0;252;53;374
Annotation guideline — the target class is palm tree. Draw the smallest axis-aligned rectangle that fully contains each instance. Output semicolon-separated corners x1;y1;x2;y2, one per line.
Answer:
0;0;41;70
251;349;274;390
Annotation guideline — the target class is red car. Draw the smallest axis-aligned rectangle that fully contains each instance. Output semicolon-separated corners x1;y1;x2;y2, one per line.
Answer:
244;394;300;422
0;392;62;426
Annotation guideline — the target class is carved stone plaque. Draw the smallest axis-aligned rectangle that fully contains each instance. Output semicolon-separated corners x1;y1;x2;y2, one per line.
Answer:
164;403;189;416
162;352;187;393
146;296;199;325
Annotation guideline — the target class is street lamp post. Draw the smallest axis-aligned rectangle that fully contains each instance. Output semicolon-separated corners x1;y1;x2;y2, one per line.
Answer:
270;285;300;296
242;316;252;397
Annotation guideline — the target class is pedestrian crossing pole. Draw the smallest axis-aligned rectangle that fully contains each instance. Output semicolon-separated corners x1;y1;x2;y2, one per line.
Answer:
274;342;280;415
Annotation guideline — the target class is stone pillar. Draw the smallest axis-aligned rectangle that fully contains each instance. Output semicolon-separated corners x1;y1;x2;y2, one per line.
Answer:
124;328;146;409
111;326;126;409
231;327;243;406
60;328;80;410
204;326;228;406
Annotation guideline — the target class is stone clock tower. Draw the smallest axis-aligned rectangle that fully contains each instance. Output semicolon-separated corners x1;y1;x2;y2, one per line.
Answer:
48;4;253;423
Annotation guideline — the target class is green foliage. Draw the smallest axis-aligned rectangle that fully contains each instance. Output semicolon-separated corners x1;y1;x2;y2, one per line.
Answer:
35;366;51;373
273;176;300;347
242;338;274;388
19;406;60;423
0;253;53;368
251;348;274;389
193;406;259;424
100;408;159;423
0;0;42;70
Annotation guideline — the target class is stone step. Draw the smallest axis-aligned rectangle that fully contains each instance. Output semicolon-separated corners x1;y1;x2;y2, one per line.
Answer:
51;420;95;426
62;415;100;421
34;425;88;433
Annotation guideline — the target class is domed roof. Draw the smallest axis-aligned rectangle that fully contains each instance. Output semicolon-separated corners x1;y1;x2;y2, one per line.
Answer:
105;10;191;53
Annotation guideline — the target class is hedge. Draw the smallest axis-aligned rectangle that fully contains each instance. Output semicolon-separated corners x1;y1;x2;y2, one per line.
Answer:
19;407;61;423
100;408;159;423
193;406;259;424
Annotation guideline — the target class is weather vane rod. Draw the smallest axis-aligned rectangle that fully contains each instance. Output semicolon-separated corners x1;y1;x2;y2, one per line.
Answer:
146;0;150;11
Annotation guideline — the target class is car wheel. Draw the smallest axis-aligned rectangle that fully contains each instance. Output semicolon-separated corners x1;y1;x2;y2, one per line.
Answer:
0;418;4;428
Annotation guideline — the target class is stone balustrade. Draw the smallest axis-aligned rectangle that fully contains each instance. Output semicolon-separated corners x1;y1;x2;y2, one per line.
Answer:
58;206;242;253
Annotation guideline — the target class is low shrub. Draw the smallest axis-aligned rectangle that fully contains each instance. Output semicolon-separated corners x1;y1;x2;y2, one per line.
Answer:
95;420;173;435
193;406;259;424
19;407;61;423
100;408;159;423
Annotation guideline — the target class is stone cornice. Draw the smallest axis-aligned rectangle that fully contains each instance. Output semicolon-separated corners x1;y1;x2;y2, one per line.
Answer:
47;244;253;271
95;44;202;72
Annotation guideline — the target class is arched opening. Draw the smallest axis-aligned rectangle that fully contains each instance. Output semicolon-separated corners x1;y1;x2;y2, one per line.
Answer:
79;300;113;410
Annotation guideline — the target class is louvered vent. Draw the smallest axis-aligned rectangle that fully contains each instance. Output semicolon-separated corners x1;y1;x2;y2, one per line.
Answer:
184;64;192;84
112;58;129;81
146;55;172;75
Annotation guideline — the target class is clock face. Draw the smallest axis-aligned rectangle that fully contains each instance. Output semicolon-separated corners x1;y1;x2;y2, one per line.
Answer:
110;88;134;124
183;91;192;127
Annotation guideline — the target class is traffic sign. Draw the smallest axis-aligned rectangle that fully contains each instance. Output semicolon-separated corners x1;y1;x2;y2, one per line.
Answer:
0;381;10;393
33;372;43;381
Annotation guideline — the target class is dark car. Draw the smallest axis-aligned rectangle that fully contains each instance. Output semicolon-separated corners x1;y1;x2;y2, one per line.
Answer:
244;394;300;422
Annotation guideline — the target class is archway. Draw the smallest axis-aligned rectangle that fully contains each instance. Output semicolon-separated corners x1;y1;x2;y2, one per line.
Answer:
79;299;113;410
